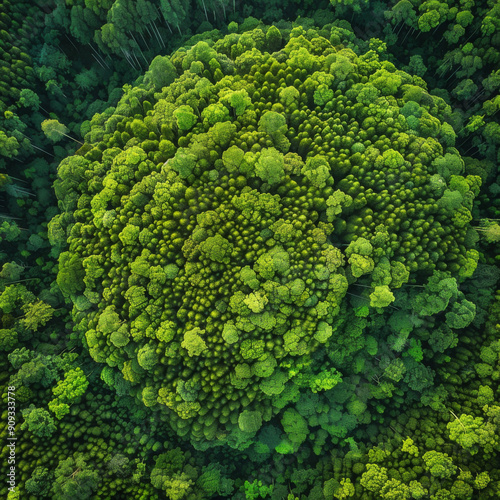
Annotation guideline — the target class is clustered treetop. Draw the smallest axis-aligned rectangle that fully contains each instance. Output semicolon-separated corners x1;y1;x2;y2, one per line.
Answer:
53;25;479;452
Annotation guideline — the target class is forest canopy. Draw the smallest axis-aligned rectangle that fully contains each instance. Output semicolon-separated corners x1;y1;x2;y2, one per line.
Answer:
1;0;500;498
54;26;479;454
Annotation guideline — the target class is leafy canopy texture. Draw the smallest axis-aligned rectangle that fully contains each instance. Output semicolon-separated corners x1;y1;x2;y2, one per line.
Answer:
54;26;478;450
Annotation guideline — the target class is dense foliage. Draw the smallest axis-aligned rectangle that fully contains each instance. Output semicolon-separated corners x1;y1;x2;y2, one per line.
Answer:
0;0;500;499
54;26;480;456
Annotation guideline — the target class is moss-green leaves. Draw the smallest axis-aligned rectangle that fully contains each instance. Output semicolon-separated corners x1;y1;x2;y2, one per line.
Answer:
255;147;285;185
369;285;396;308
174;105;197;131
346;238;374;278
238;410;263;433
181;328;207;357
200;234;233;264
